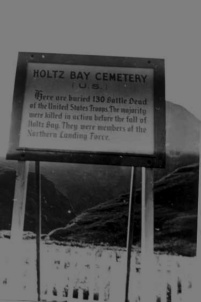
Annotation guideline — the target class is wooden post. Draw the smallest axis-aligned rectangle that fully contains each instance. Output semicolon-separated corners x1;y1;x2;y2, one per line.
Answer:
11;161;29;244
141;167;155;302
192;126;201;302
35;161;41;301
196;126;201;258
125;166;138;302
9;161;29;298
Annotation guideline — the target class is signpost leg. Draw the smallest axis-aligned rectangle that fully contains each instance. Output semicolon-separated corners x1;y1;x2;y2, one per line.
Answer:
192;126;201;301
11;160;29;244
9;161;29;298
125;166;138;302
196;128;201;259
141;167;155;302
35;161;41;301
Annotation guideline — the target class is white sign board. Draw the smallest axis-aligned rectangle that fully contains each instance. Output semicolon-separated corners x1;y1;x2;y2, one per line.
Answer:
7;53;165;167
19;63;154;154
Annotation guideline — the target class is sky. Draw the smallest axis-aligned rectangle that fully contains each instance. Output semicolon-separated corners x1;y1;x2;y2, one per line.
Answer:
0;0;200;158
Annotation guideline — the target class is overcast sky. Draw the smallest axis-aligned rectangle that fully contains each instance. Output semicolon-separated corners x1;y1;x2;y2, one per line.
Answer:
0;0;200;157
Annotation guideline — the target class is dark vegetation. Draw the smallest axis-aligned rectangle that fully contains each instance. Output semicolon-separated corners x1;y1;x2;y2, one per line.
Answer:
47;163;199;256
0;169;75;234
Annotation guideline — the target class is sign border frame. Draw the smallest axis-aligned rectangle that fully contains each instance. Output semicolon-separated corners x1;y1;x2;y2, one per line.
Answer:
6;52;166;168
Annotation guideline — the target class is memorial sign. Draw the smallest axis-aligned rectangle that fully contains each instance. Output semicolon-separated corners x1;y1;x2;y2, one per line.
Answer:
7;52;165;167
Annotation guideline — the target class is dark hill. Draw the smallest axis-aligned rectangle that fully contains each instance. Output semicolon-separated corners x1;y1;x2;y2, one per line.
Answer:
0;168;75;234
47;163;199;256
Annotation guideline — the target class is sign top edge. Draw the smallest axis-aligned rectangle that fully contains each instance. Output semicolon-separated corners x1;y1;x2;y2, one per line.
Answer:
17;51;165;63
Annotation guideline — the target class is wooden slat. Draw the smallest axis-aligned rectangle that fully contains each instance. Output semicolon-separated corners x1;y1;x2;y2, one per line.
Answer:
88;250;96;301
129;251;136;302
180;257;190;302
110;252;126;302
170;256;178;302
160;255;168;302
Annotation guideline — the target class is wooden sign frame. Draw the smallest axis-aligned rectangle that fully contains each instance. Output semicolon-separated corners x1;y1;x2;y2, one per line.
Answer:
6;52;165;168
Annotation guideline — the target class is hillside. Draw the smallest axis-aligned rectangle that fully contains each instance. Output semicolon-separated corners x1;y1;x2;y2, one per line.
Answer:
0;168;75;234
47;163;199;256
